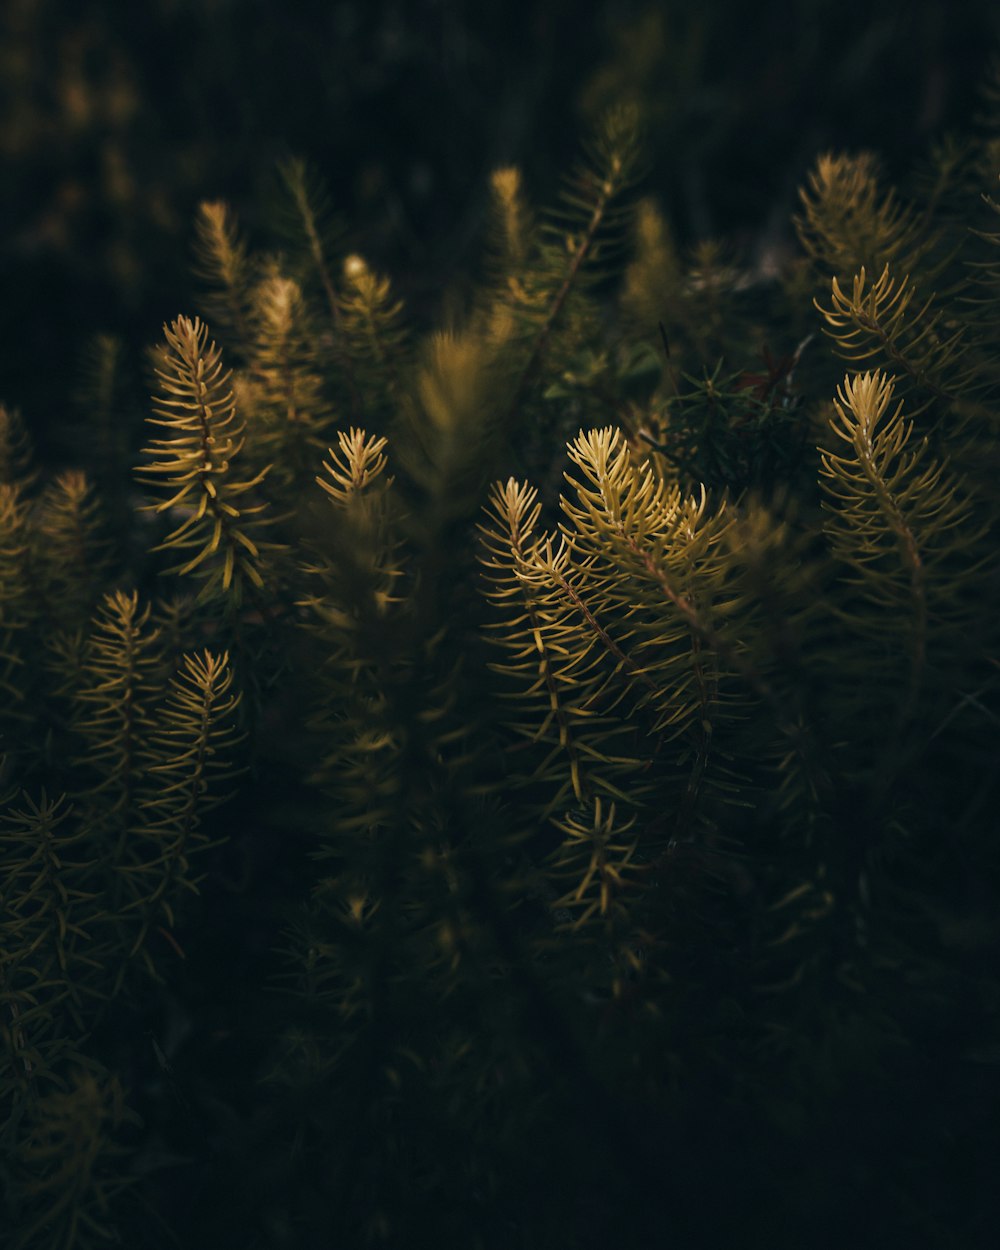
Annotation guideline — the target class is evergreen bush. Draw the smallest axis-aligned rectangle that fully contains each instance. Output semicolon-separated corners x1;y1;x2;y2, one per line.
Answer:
2;69;999;1250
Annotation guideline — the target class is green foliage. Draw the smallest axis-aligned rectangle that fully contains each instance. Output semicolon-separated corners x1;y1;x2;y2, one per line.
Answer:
0;405;39;493
795;151;940;286
192;203;255;353
475;106;645;450
818;262;977;412
137;315;275;606
244;274;335;489
2;87;999;1250
819;370;984;701
8;1069;138;1250
31;473;113;635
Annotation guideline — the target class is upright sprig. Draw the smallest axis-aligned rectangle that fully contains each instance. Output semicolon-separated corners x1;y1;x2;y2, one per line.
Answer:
73;590;166;835
29;471;113;635
265;158;363;421
240;273;336;504
0;792;99;1098
137;315;273;607
273;157;348;307
795;152;942;287
0;403;39;493
400;327;513;534
558;426;741;747
817;263;979;417
478;476;647;819
125;650;243;970
480;425;760;856
73;334;132;530
0;483;34;711
499;105;646;429
335;254;411;424
192;201;254;352
818;369;987;739
619;196;683;350
297;427;407;803
483;166;534;289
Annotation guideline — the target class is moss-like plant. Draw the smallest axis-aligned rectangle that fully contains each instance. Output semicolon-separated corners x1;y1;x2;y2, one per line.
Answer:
2;84;999;1250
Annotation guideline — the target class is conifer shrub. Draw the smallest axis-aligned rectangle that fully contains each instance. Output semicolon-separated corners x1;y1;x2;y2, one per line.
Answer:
2;78;999;1250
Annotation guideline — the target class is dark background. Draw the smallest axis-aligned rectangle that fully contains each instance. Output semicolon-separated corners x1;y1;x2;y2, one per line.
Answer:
2;0;999;457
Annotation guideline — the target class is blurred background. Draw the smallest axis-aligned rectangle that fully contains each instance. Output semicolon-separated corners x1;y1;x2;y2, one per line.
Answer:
2;0;999;457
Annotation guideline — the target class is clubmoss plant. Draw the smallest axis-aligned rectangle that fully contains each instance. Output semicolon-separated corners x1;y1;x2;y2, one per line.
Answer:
2;85;999;1250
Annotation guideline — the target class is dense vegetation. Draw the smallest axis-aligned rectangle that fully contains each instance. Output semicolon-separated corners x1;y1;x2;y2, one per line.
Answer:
2;5;999;1248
